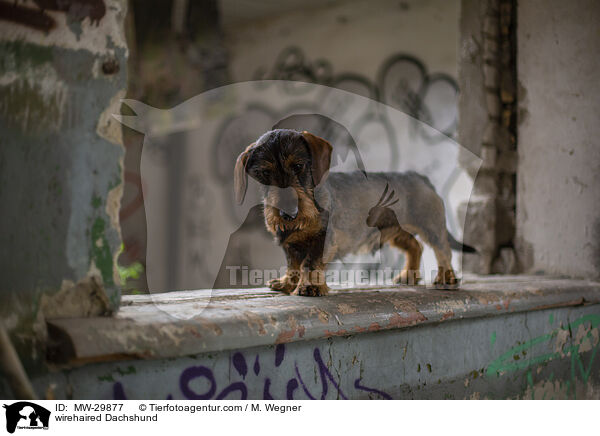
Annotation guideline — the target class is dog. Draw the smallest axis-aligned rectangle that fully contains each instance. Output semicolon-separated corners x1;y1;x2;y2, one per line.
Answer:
234;129;475;296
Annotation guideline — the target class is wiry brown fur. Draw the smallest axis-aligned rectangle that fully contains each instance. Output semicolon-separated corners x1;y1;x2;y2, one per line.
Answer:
234;129;473;296
263;188;321;236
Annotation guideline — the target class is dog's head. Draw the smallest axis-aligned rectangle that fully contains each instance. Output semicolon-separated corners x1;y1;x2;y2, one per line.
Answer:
234;129;332;231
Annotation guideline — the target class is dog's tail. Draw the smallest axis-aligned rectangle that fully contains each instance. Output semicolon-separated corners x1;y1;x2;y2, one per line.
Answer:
448;232;477;253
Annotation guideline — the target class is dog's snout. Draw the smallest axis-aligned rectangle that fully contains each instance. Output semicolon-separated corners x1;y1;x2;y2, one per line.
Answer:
279;206;298;221
276;188;298;220
266;186;299;220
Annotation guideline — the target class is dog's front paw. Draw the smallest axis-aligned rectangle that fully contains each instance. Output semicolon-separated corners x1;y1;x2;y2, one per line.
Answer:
292;283;329;297
268;277;296;294
433;268;459;290
393;269;421;285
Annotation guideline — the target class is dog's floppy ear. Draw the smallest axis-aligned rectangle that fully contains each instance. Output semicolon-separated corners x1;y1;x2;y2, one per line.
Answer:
234;142;256;204
302;131;332;186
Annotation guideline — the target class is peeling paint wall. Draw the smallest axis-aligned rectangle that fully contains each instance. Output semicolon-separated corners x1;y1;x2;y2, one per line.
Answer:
515;0;600;279
0;0;128;365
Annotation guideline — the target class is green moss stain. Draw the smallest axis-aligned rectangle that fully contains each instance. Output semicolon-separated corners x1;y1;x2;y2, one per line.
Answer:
91;195;102;209
0;42;62;133
98;374;114;382
549;313;554;325
490;331;497;347
0;41;54;74
91;217;114;287
0;80;64;132
116;365;136;376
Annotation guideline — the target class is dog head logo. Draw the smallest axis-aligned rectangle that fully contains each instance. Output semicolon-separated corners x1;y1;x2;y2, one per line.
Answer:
3;402;50;433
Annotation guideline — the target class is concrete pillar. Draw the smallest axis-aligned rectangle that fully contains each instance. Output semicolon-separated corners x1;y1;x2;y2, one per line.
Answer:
0;0;128;364
458;0;518;274
516;0;600;279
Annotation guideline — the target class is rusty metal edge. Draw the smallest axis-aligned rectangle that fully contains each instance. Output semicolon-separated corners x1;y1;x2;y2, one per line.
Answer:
46;277;600;366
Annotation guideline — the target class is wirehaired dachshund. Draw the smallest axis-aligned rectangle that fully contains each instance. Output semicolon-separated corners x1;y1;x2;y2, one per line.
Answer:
234;129;475;296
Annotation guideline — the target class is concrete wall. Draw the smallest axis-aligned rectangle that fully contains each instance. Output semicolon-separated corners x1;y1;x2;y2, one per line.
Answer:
516;0;600;279
0;0;128;364
222;0;460;82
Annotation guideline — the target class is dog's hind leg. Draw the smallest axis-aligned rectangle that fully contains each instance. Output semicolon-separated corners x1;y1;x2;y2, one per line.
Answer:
390;228;423;285
421;225;458;288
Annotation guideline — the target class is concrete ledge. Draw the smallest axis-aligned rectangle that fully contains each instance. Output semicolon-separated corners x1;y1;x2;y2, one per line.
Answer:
46;275;600;365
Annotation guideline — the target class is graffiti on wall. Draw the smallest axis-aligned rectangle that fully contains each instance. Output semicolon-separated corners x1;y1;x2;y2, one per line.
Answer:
105;313;600;400
486;314;600;399
253;46;459;143
111;343;391;400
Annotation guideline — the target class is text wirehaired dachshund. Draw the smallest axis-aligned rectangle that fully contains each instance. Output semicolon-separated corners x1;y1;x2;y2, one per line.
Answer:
234;129;475;296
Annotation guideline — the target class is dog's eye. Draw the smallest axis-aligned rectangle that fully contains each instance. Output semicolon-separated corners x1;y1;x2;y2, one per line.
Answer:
260;170;270;180
292;163;305;174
